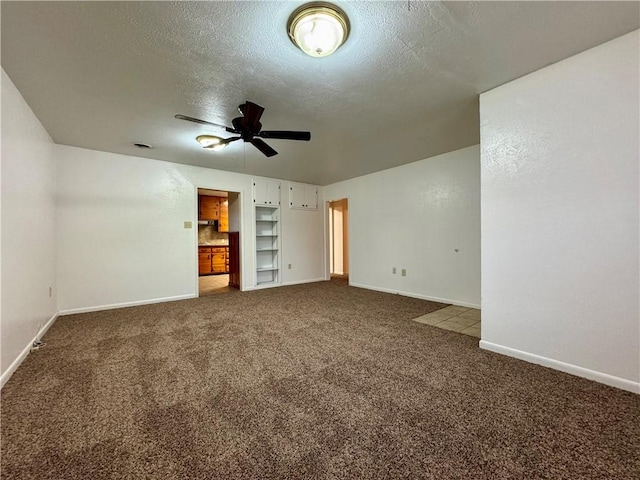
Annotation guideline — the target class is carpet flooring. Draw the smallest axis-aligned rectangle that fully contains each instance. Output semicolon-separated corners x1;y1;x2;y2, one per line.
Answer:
2;280;639;479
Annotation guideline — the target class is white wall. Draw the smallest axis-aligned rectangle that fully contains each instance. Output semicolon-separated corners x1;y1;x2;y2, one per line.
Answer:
55;145;325;313
1;69;57;382
480;30;639;392
55;146;196;311
323;145;481;307
280;193;325;286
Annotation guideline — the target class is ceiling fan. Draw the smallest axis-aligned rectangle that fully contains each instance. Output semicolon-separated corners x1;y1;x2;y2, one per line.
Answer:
175;101;311;157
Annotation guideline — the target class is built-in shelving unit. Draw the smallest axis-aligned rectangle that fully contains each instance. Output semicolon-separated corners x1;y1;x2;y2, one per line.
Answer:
253;178;281;286
255;206;279;285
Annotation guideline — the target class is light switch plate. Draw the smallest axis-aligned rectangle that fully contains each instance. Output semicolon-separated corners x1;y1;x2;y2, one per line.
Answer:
184;221;193;229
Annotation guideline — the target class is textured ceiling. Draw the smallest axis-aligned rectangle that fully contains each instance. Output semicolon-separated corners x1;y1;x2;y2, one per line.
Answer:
2;1;638;185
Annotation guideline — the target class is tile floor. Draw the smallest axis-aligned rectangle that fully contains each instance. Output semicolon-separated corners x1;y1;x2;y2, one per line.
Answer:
413;305;481;338
198;274;237;296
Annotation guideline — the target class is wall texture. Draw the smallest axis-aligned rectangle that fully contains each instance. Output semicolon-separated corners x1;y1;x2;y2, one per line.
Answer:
323;145;481;307
55;145;325;313
1;69;57;382
480;30;639;392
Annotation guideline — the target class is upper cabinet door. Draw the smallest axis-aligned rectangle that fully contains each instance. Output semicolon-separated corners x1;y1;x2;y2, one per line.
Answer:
199;196;220;220
290;184;305;208
253;179;280;206
304;186;318;210
218;197;229;231
289;183;318;210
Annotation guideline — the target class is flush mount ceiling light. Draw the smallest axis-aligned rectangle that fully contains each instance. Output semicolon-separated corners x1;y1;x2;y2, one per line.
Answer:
287;2;350;58
196;135;227;152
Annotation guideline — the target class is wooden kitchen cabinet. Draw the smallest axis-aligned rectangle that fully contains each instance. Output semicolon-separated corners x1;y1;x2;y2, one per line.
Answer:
211;247;226;273
218;197;229;232
198;249;213;275
198;246;230;276
212;253;226;273
199;196;219;220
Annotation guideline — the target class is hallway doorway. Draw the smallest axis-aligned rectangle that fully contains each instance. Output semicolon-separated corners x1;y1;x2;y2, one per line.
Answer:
329;199;349;279
197;188;241;296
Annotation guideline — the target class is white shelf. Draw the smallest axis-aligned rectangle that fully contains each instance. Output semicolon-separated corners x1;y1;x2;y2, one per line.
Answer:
255;201;280;286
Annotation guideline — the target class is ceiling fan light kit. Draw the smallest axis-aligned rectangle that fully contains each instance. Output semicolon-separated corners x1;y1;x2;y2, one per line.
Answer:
287;2;350;57
196;135;226;151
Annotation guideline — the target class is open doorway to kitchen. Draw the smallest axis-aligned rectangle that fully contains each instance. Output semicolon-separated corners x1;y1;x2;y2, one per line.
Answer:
328;198;349;280
197;188;241;296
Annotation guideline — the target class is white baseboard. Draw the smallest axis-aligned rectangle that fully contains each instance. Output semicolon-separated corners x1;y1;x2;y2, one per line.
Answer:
349;282;481;309
244;278;327;291
1;312;59;389
58;294;196;316
479;340;640;394
280;277;326;287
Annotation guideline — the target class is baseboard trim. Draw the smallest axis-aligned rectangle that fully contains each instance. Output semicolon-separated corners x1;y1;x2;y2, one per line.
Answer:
479;340;640;394
280;278;326;287
1;312;59;389
58;294;196;316
349;282;480;309
244;278;327;291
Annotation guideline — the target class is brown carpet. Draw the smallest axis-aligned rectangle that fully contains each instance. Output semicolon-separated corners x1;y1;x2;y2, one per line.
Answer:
2;280;639;479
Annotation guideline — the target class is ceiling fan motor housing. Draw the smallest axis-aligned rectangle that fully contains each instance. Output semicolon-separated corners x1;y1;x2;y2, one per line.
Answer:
231;116;262;141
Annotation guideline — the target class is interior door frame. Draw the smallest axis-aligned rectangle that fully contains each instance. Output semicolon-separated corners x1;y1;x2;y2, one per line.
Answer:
193;185;244;297
324;196;350;282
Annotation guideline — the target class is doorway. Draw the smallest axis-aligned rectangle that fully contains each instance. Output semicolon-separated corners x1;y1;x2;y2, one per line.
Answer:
328;198;349;279
197;188;241;296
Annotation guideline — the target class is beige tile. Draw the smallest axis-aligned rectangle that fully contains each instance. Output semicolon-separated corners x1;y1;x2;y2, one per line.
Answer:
461;325;481;338
413;316;442;326
457;309;481;321
445;316;478;327
438;305;471;315
428;310;458;320
434;320;467;333
413;311;452;326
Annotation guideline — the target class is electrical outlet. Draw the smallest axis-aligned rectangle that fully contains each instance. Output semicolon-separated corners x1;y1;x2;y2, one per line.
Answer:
392;267;397;274
401;269;407;277
49;286;52;297
288;264;292;269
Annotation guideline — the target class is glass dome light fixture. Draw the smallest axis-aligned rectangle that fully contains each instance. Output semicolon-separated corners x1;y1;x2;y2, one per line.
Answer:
287;2;350;58
196;135;227;152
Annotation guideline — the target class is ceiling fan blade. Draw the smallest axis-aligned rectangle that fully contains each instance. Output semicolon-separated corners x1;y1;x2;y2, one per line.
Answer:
202;136;242;149
241;101;265;132
221;136;242;145
258;131;311;141
251;138;278;157
175;114;228;129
